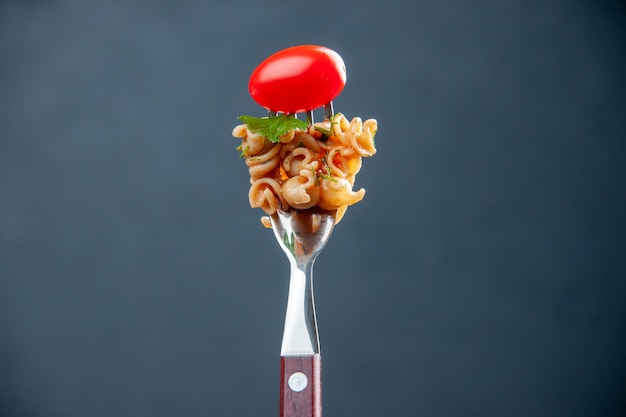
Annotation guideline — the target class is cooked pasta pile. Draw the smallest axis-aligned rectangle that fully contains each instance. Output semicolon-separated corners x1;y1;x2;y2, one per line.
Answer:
233;113;377;227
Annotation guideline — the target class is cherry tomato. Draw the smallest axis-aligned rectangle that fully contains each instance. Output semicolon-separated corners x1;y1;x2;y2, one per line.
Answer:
248;45;346;114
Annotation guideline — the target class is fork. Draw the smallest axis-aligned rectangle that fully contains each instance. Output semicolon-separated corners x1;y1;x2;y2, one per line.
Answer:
270;206;336;417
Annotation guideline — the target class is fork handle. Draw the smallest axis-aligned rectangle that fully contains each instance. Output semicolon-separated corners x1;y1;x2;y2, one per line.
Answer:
280;354;322;417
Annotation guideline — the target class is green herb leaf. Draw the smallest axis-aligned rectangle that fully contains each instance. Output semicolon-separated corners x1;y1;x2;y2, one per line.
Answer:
282;231;296;255
318;156;338;182
313;113;339;138
238;114;308;143
313;126;332;136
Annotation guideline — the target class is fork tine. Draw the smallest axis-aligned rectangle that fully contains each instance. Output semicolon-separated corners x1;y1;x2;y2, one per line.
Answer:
323;102;333;121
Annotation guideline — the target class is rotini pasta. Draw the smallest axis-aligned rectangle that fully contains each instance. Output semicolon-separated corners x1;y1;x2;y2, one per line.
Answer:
233;113;377;227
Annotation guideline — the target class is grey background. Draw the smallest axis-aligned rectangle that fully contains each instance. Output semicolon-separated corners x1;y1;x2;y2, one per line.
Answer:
1;0;625;416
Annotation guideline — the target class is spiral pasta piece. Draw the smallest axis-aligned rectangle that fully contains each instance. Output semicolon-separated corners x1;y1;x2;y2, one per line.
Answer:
330;114;377;157
326;147;362;178
246;143;281;180
282;147;318;178
282;168;321;209
233;124;268;156
248;177;285;215
318;178;365;210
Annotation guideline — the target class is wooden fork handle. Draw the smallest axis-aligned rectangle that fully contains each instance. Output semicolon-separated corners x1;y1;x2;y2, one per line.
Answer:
280;354;322;417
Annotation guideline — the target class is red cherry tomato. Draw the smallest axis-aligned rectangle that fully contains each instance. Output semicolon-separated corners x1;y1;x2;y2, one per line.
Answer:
248;45;347;114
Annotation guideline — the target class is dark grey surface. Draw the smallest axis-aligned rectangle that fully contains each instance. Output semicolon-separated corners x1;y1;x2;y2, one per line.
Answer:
1;1;625;416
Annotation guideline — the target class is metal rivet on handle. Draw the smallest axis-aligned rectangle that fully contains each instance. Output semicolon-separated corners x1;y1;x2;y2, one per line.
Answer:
288;372;308;392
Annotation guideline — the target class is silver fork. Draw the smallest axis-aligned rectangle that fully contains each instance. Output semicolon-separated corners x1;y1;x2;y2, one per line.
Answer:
270;207;336;417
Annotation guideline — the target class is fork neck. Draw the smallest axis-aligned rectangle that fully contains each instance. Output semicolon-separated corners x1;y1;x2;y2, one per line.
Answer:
281;256;320;356
270;208;335;356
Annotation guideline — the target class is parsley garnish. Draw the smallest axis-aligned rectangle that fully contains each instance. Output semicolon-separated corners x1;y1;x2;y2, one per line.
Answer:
318;156;337;182
238;145;249;158
314;126;332;136
282;231;296;255
238;114;308;143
